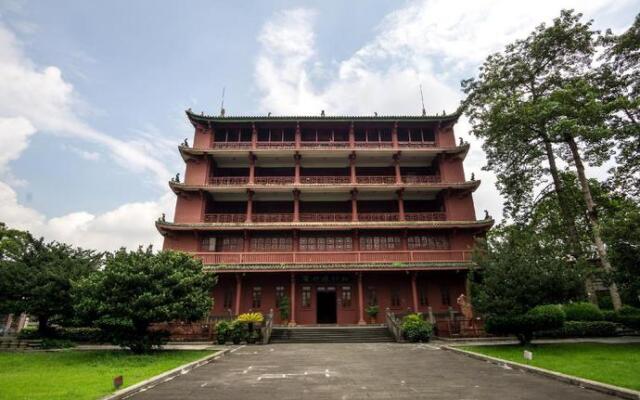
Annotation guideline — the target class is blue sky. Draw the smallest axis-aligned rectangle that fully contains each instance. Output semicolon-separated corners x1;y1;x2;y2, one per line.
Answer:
0;0;637;250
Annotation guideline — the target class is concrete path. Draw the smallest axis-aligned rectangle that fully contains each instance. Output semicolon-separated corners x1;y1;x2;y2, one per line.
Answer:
130;343;620;399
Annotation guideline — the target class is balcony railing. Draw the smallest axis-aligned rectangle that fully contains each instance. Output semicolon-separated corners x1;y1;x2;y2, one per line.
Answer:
193;249;471;265
299;176;351;184
254;176;295;185
205;175;441;186
205;141;439;150
356;175;397;184
209;176;250;185
203;212;447;223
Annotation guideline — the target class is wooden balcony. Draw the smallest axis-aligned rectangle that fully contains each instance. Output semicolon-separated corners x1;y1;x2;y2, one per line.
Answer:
192;249;471;265
204;141;439;150
202;212;447;223
356;175;397;184
254;176;295;185
205;175;441;186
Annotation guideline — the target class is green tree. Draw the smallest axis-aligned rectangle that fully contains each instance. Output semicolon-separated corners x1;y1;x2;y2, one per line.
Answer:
0;223;101;334
74;247;216;353
471;224;586;318
462;10;624;309
600;15;640;198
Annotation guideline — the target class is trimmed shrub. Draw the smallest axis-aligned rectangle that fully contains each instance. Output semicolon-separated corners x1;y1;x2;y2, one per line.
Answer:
485;304;565;345
401;313;433;342
562;302;604;321
215;321;231;344
229;321;247;344
615;306;640;330
17;327;38;340
537;321;617;338
602;310;617;322
18;326;104;342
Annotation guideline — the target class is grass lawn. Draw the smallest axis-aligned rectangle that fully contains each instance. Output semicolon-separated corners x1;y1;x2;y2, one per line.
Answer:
0;350;215;400
461;343;640;391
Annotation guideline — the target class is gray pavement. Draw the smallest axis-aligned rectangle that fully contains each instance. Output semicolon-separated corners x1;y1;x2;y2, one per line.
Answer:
130;342;621;400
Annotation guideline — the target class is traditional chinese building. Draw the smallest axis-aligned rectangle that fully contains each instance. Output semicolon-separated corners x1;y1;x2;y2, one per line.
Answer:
157;110;492;328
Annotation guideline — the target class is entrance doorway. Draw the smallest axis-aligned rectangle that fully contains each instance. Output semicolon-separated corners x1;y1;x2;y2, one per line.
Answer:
316;286;337;324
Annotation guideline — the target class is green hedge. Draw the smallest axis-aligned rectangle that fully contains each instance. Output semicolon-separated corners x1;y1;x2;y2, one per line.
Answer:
401;314;433;342
485;304;565;344
562;302;604;321
18;326;105;342
537;321;617;338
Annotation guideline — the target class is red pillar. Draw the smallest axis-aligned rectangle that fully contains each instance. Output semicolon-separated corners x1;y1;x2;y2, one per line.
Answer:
290;272;297;326
393;153;402;184
243;230;250;252
246;190;254;223
392;121;399;149
351;189;358;222
397;189;405;221
358;273;366;325
294;153;301;184
295;122;301;149
248;153;256;184
251;123;258;150
349;122;355;149
411;272;419;313
349;152;357;184
293;189;300;222
235;273;242;316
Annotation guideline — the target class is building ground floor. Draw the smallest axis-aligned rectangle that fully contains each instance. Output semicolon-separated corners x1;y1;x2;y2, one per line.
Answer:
209;269;469;327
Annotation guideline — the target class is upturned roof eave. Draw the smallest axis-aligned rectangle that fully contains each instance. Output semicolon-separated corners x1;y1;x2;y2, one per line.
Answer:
185;109;462;125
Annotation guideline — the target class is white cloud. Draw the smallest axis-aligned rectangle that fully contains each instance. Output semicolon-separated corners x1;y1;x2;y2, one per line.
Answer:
0;23;171;186
254;0;633;220
0;21;175;250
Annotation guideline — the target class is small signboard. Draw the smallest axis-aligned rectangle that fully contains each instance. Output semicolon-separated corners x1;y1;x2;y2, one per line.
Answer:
113;375;123;390
523;350;533;361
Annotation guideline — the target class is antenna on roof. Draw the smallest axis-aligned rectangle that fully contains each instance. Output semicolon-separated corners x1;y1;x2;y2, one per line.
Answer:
219;87;226;117
419;84;426;116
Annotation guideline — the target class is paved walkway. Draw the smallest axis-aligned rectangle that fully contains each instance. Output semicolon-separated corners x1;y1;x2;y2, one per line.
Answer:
130;343;620;400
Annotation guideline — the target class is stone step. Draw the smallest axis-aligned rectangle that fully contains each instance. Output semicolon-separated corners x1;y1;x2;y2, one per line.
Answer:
270;327;394;343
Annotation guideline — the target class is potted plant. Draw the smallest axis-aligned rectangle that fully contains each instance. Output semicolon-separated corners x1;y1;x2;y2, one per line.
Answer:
278;296;290;325
230;321;246;345
236;312;264;344
215;320;231;345
366;305;379;324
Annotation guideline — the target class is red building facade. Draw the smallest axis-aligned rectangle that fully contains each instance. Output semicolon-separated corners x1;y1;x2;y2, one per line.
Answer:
158;111;492;326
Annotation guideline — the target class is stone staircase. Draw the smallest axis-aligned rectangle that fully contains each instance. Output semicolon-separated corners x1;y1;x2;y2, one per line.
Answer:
0;337;42;351
270;325;394;343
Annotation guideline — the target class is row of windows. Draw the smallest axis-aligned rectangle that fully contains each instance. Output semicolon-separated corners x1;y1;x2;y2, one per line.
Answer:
222;286;451;309
202;235;450;252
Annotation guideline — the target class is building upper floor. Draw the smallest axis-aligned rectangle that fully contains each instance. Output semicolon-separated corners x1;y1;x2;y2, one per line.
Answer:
181;111;467;155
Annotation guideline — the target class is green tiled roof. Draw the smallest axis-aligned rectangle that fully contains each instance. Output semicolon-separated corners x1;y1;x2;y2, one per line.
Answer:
186;110;461;124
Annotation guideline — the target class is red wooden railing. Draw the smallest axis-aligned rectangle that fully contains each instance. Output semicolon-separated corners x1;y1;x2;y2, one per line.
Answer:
298;212;352;222
204;213;246;223
299;176;351;184
254;176;295;185
208;176;250;185
204;141;439;150
193;250;471;265
356;175;397;184
402;175;441;183
203;212;447;223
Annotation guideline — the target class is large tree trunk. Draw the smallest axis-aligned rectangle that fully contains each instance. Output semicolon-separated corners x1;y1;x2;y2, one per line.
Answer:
542;138;597;303
37;316;49;336
566;135;623;310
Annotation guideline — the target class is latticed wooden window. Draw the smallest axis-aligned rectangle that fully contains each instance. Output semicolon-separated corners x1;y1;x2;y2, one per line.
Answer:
419;286;428;306
440;286;451;306
360;235;401;251
220;237;243;252
201;237;217;251
407;235;449;250
252;287;262;309
341;286;352;308
223;288;234;309
390;288;401;308
275;286;285;303
300;235;352;251
367;287;377;306
302;286;312;308
251;237;292;252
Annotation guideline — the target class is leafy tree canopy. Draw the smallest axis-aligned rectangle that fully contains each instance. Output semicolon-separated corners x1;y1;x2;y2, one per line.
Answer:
74;247;216;353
